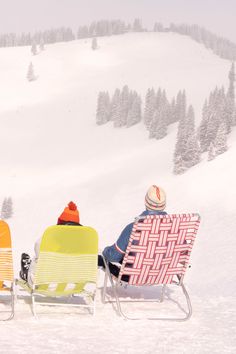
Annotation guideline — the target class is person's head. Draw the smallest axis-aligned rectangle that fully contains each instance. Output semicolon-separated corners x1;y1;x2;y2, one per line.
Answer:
57;201;80;225
145;185;166;211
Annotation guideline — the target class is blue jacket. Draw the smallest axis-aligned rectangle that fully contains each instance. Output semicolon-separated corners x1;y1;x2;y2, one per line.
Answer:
102;209;167;262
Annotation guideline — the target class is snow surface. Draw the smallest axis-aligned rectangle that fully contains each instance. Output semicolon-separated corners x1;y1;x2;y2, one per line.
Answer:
0;32;235;353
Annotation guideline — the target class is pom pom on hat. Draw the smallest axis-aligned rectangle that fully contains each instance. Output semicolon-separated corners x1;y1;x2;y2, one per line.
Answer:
68;201;77;211
145;185;166;211
58;201;80;224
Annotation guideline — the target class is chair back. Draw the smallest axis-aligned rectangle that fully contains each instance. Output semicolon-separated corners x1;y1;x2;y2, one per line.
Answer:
34;225;98;295
119;214;200;285
0;220;14;286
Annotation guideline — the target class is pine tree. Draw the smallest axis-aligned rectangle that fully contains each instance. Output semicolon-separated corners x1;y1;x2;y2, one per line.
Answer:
154;107;168;139
110;88;121;121
208;142;215;161
199;99;209;152
126;95;142;127
225;62;235;131
114;85;129;127
31;41;37;55
214;122;228;156
173;155;186;175
144;88;155;129
168;97;178;125
92;37;98;50
1;197;13;219
185;105;195;138
174;92;187;159
96;91;110;125
184;133;201;167
202;87;221;152
175;90;186;122
149;102;168;140
26;62;36;81
133;18;142;32
39;38;45;51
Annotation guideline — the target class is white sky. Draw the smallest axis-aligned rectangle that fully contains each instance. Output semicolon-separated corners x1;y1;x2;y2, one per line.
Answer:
0;0;235;43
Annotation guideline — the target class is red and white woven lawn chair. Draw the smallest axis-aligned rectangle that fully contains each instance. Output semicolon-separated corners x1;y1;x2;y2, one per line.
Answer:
102;213;200;321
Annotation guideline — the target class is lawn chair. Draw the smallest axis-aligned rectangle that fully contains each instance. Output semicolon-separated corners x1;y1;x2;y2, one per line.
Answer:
102;213;200;321
0;220;14;320
17;225;98;317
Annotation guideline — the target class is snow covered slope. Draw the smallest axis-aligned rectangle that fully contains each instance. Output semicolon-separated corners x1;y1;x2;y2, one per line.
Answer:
0;32;235;353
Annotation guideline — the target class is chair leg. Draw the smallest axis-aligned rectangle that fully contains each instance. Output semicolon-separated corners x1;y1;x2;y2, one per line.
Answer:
180;283;192;320
104;281;193;321
160;285;166;303
31;293;38;319
101;257;123;317
101;268;108;303
0;283;14;321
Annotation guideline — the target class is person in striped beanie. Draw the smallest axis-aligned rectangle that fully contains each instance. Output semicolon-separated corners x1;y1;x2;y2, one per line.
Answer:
98;185;167;281
145;185;166;211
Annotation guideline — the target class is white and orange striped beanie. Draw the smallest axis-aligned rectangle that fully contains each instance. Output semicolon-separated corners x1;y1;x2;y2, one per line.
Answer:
145;185;166;211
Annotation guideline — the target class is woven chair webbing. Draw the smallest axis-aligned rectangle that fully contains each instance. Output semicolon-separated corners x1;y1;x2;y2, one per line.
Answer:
119;214;200;285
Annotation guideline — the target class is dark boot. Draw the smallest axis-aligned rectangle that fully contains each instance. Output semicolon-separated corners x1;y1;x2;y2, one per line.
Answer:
19;253;31;281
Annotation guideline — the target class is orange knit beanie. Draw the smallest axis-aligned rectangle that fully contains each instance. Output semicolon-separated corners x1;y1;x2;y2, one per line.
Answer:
58;201;80;224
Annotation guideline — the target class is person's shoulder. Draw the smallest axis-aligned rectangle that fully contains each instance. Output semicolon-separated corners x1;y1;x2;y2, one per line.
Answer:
140;210;167;216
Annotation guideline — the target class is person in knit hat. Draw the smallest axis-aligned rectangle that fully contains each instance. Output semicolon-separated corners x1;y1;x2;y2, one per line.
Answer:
20;201;81;285
57;201;81;225
98;185;167;281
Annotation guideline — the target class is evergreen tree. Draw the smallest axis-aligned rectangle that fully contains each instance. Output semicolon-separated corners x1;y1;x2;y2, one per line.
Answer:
225;62;235;131
169;97;178;125
174;91;187;159
149;110;159;138
144;88;155;129
115;85;129;127
1;197;13;219
31;41;37;55
110;88;121;121
199;99;209;152
208;142;215;161
185;105;195;137
181;106;200;167
214;122;228;156
126;94;142;127
154;107;168;139
96;91;110;125
184;133;201;168
133;18;143;32
202;87;221;152
39;37;45;51
92;37;98;50
175;90;186;122
26;62;36;81
153;23;164;32
173;155;186;175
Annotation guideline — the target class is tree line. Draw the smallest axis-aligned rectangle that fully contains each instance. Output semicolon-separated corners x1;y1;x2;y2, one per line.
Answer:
96;63;236;174
1;19;235;61
153;22;236;61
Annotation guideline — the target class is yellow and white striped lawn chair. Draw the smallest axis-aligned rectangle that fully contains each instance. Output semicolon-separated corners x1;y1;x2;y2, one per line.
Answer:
0;220;14;320
17;225;98;317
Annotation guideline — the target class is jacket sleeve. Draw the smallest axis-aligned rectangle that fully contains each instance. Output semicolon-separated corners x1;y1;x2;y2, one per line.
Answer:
102;222;134;263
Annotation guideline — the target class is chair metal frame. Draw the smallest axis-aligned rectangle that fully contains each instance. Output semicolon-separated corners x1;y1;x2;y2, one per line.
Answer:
0;282;15;321
0;220;15;321
102;213;200;321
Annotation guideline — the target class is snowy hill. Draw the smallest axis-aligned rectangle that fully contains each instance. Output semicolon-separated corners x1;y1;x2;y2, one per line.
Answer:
0;32;235;353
